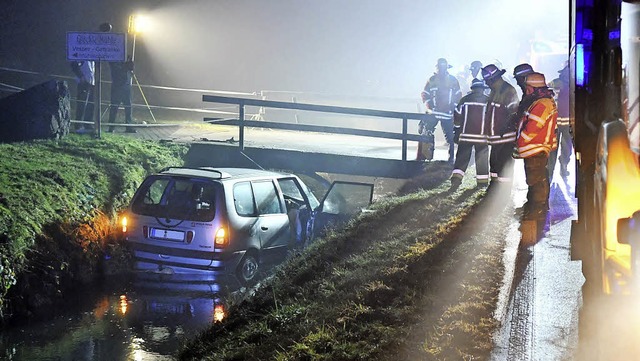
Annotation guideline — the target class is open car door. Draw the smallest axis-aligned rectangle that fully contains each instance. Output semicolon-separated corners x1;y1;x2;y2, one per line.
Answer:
311;181;374;240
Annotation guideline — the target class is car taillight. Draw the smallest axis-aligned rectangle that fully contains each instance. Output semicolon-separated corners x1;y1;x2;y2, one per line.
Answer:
213;304;225;322
143;226;149;238
214;227;228;247
121;216;128;233
120;295;128;315
186;230;194;244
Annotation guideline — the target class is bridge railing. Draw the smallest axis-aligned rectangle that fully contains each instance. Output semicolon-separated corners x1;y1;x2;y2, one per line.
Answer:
202;95;426;161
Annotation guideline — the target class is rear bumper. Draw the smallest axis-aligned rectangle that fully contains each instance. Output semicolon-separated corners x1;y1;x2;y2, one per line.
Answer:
129;241;245;275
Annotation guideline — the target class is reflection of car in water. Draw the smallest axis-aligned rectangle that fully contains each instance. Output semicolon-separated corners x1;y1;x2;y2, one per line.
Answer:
129;272;237;324
116;274;243;359
121;167;373;284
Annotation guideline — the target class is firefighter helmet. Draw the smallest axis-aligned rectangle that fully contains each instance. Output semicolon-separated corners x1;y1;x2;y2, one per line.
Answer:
470;78;488;89
513;63;534;78
481;64;506;81
470;60;483;71
525;72;547;88
436;58;453;69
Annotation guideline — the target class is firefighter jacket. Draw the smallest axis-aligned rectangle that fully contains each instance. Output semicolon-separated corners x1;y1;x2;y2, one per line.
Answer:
485;78;519;145
516;97;558;158
454;90;489;144
421;72;462;121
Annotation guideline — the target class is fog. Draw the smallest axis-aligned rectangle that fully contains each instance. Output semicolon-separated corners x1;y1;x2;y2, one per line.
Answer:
1;0;568;108
136;0;568;98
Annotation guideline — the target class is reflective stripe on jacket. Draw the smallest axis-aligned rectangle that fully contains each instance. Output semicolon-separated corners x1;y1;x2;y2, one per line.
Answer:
454;90;489;144
517;97;558;158
484;78;519;144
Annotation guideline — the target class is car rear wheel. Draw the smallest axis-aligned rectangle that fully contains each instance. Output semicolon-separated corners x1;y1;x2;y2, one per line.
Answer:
236;252;259;284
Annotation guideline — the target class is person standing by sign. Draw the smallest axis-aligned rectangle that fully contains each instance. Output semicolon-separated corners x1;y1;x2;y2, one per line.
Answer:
70;60;95;129
69;22;113;132
107;56;136;133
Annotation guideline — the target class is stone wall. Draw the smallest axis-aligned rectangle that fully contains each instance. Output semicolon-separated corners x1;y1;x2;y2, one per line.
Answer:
0;80;71;142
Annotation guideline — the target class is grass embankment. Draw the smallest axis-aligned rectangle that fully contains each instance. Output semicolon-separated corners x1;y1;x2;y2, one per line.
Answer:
0;134;188;319
180;165;507;361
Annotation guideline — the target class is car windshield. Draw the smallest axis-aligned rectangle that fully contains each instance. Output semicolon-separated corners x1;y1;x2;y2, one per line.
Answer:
131;176;217;222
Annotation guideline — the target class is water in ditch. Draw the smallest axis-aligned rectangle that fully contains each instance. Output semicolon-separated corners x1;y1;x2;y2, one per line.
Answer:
0;272;249;361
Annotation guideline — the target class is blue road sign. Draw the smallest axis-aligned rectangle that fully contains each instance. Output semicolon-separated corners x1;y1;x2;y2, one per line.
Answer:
67;32;126;62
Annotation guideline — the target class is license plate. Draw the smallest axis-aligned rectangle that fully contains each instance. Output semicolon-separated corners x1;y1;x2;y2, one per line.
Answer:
150;228;185;241
148;301;188;315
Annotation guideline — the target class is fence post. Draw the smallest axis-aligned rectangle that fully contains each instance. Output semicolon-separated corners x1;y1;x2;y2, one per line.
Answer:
402;115;408;161
239;100;245;151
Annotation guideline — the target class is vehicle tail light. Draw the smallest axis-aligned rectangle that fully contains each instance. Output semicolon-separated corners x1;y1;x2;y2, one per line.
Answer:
143;226;149;238
121;216;128;233
213;304;225;322
119;295;128;315
214;227;228;247
186;230;194;244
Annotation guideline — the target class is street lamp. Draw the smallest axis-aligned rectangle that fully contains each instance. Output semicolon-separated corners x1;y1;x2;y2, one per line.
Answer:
127;14;156;123
128;14;149;61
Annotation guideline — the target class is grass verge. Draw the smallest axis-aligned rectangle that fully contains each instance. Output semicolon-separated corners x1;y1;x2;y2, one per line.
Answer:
0;134;188;319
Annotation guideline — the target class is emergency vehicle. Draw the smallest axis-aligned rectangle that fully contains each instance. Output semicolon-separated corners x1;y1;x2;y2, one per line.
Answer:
570;0;640;294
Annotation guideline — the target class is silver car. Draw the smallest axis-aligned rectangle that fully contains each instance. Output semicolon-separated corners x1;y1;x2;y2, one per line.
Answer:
121;167;373;284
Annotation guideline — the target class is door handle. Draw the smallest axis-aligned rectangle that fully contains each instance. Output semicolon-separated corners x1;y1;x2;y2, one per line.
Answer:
261;226;269;231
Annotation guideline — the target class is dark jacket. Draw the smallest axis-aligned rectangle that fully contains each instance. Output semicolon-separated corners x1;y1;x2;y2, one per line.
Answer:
109;60;134;87
485;78;519;144
420;72;462;120
454;89;489;144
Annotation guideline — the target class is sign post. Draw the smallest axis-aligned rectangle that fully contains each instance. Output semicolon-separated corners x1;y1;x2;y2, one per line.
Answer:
67;32;126;138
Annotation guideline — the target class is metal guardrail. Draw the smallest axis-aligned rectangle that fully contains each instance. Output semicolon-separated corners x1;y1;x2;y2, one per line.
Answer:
202;95;426;161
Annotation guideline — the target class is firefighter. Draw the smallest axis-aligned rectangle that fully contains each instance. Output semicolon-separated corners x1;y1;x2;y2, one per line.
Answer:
418;58;462;163
514;72;558;220
470;60;483;80
481;64;520;189
547;63;571;181
450;78;490;190
457;60;484;95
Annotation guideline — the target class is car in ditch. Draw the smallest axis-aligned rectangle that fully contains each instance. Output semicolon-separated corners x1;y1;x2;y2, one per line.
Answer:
120;167;373;284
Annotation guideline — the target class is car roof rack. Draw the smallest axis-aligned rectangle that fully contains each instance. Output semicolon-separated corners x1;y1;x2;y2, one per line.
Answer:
159;166;230;179
197;167;227;178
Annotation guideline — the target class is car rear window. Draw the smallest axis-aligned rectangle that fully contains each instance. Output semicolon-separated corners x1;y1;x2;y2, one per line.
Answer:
131;176;217;222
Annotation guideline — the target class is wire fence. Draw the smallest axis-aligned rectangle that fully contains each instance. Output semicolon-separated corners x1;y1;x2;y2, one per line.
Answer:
0;65;423;132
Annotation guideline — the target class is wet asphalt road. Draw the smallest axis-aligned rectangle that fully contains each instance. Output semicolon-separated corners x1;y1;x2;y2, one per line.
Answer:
491;158;584;361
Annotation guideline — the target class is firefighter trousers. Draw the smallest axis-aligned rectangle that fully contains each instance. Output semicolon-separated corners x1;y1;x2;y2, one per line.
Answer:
547;125;573;181
452;142;489;184
423;116;455;162
523;152;550;219
489;142;515;183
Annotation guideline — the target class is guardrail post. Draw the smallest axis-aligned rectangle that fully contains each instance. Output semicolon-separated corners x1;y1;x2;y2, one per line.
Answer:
402;116;408;161
239;100;245;151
